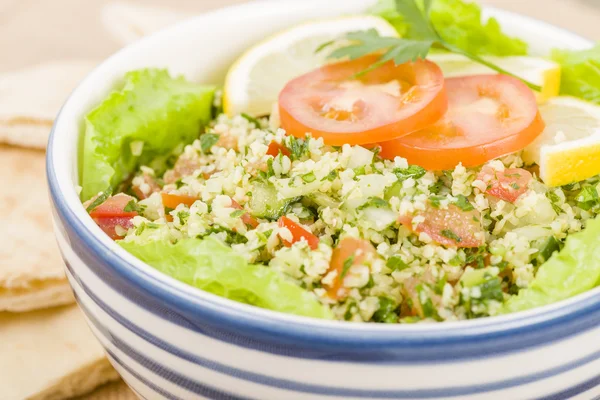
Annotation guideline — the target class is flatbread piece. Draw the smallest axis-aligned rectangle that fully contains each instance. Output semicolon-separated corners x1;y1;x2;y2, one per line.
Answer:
0;305;119;400
0;145;73;311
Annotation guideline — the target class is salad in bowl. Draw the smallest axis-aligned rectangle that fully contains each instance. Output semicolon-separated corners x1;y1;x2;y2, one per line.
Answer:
79;0;600;325
48;0;600;399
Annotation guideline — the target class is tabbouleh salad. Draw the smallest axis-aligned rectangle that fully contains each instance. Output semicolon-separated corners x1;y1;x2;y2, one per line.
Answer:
81;0;600;323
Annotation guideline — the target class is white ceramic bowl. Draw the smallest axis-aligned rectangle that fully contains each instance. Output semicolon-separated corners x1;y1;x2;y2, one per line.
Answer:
47;1;600;399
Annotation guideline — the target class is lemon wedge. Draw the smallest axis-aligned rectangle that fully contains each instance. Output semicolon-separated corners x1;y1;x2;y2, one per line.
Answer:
427;53;561;104
522;96;600;187
223;16;398;117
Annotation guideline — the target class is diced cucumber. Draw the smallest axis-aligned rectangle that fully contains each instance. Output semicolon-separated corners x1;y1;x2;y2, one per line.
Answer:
249;180;299;220
308;192;341;209
384;182;402;201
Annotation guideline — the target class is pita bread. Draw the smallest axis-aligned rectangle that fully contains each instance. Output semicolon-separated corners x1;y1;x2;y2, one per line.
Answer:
78;381;136;400
0;305;119;400
0;145;73;312
0;60;95;149
102;2;187;45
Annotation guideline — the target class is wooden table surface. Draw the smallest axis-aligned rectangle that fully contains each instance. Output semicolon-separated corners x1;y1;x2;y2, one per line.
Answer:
1;0;597;398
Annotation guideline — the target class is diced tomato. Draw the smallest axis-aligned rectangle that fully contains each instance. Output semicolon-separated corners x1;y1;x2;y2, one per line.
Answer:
279;55;447;146
400;269;439;318
164;155;202;184
399;204;485;248
377;75;544;170
89;194;137;218
266;141;291;157
231;199;259;229
87;194;138;240
161;193;199;209
277;216;319;250
477;166;532;203
132;173;161;199
324;237;376;300
93;216;134;240
216;132;238;150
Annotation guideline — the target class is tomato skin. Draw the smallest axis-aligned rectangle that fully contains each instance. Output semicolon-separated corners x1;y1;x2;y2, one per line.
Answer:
161;193;199;209
377;75;544;170
93;216;134;240
477;166;532;203
132;173;161;200
279;55;447;146
399;204;485;248
231;199;259;229
277;216;319;250
266;141;291;158
89;194;137;218
324;237;376;300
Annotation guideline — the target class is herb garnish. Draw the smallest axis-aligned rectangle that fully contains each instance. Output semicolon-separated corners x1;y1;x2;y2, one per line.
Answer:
230;209;246;218
241;112;262;127
318;0;541;91
341;255;355;278
440;229;462;242
86;187;112;213
124;199;146;213
453;194;474;211
200;133;220;153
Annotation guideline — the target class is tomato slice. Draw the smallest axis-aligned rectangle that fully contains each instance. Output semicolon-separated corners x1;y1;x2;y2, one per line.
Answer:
399;203;485;248
279;55;447;146
378;75;545;170
161;193;199;209
277;216;319;250
266;141;291;158
89;194;137;218
231;199;259;229
477;166;532;203
324;237;376;300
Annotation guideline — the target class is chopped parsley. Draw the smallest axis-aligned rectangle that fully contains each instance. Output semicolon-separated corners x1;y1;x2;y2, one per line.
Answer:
286;136;310;160
177;210;190;225
124;199;146;213
429;195;445;208
322;170;338;182
394;165;426;181
386;255;409;271
546;191;563;214
509;182;521;190
440;229;462;242
359;196;389;210
453;195;474;211
372;297;398;323
85;187;112;213
340;255;355;279
200;133;220;153
240;112;262;127
230;209;246;218
576;186;600;211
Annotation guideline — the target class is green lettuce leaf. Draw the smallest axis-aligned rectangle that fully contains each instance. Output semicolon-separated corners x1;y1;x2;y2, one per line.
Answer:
370;0;528;56
119;237;333;319
503;216;600;314
81;69;214;201
552;44;600;104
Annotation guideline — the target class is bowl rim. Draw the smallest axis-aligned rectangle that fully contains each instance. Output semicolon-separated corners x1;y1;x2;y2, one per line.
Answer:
47;0;600;353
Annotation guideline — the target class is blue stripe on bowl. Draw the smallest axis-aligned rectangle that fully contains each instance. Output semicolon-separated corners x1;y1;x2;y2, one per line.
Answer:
59;219;600;364
106;351;182;400
70;261;600;399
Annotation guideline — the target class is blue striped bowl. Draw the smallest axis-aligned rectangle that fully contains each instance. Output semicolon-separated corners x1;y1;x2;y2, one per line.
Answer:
47;1;600;399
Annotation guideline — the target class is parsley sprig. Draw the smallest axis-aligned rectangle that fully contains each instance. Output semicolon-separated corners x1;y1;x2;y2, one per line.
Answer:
319;0;541;92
